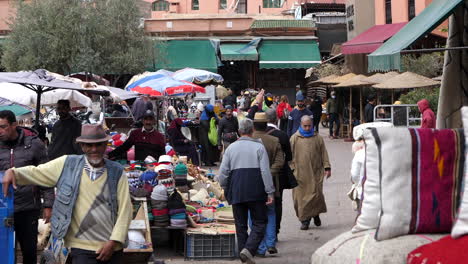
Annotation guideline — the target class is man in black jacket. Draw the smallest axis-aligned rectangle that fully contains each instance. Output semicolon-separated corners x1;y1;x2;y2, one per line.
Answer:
364;97;376;123
0;110;54;264
217;106;239;154
309;96;323;133
48;100;83;160
265;109;294;237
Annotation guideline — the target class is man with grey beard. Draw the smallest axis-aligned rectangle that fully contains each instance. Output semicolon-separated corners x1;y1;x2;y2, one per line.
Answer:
2;124;132;264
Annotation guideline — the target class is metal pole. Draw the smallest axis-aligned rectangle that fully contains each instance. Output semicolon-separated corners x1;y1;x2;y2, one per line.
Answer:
401;46;468;54
359;87;363;122
35;87;42;128
349;88;352;138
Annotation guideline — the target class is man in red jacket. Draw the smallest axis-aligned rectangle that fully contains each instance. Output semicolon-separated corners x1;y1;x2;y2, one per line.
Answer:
417;99;436;129
108;110;165;161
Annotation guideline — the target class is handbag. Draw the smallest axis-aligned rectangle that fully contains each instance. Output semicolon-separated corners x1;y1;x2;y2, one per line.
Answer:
284;166;298;189
266;128;298;189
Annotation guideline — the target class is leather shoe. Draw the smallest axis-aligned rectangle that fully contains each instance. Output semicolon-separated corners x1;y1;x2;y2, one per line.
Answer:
240;248;256;264
313;216;322;227
300;220;310;230
268;247;278;254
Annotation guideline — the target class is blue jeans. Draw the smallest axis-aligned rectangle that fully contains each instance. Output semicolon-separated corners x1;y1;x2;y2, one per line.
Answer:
249;204;276;255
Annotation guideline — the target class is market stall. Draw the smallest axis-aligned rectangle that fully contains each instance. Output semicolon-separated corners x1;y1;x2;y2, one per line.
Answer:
121;154;236;261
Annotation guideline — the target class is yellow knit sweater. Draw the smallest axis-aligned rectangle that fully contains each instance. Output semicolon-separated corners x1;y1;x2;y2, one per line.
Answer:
13;156;132;252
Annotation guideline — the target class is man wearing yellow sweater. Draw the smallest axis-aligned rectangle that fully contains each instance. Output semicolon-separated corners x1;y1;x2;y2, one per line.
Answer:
2;124;132;264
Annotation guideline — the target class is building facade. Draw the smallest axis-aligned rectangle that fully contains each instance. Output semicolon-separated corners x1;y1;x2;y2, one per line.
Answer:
346;0;375;40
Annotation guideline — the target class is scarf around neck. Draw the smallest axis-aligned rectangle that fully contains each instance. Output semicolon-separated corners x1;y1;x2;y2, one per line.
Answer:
298;126;314;138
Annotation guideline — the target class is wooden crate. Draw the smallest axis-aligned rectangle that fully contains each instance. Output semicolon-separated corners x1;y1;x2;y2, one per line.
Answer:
123;197;154;264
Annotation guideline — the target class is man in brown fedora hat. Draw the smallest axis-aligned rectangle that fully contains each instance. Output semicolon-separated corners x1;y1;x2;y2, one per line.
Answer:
251;111;284;257
2;124;132;264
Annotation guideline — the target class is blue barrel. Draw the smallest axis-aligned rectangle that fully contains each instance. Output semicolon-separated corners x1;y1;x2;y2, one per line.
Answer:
0;173;14;264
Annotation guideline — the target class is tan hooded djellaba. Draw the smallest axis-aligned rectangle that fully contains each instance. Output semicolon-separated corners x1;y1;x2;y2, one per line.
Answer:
290;131;331;221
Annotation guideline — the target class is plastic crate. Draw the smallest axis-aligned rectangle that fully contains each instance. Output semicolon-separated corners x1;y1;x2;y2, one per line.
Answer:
0;181;15;264
185;233;237;260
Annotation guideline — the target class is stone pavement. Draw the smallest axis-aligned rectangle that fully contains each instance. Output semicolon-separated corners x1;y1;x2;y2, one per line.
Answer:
156;129;356;264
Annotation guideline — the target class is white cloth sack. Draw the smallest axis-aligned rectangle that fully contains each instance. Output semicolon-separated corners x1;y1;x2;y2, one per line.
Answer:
312;229;444;264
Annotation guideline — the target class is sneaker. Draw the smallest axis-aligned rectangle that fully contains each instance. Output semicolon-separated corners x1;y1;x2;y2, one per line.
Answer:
313;215;322;227
240;248;256;264
300;220;310;230
256;252;266;258
268;247;278;254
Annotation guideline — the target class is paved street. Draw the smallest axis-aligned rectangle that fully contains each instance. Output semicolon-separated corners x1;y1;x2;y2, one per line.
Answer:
156;129;356;264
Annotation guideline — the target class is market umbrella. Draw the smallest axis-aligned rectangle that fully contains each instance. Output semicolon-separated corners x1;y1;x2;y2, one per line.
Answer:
172;68;224;85
361;72;400;84
0;69;109;127
0;97;34;120
105;87;139;101
126;72;205;96
308;74;339;86
0;83;93;108
362;72;400;103
125;70;174;90
322;73;357;85
373;72;439;89
373;72;440;102
333;75;373;137
68;72;110;86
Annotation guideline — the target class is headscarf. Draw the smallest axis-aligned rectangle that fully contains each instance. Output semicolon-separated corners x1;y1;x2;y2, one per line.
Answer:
200;104;218;121
298;126;314;138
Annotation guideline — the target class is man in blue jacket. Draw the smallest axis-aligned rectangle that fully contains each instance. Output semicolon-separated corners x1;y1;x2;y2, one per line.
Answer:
287;94;313;137
218;118;275;264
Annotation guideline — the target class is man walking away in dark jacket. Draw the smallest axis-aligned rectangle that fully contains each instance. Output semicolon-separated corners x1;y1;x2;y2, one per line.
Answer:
326;91;340;139
48;100;83;160
265;109;294;237
0;110;55;264
364;97;376;123
309;96;323;133
218;118;275;264
252;112;284;256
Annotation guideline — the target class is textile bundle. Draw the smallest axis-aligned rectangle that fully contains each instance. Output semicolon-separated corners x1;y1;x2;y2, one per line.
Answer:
360;127;465;241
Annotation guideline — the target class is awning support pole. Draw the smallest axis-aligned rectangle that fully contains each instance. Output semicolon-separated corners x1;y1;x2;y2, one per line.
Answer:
35;87;42;128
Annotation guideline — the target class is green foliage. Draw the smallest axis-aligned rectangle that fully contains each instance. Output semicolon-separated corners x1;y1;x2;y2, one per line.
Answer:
1;0;154;77
401;53;444;78
399;87;440;114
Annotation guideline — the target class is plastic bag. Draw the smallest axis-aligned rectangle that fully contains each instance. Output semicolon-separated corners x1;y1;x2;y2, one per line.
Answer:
208;117;218;146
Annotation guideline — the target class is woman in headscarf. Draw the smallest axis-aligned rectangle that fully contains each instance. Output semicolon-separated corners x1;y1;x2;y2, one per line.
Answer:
167;118;199;165
199;104;219;166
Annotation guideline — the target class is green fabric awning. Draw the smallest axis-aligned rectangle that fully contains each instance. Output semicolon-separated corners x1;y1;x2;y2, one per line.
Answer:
368;0;464;72
220;43;258;61
0;105;31;117
258;40;321;69
153;40;218;72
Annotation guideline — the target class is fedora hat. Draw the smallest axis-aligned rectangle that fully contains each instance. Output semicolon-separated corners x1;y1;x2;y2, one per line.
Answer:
254;112;268;123
76;124;111;143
